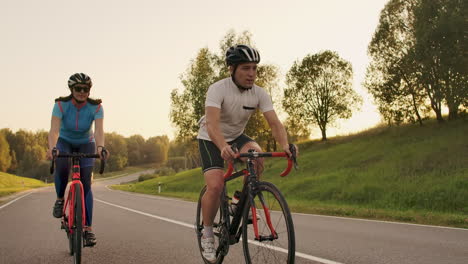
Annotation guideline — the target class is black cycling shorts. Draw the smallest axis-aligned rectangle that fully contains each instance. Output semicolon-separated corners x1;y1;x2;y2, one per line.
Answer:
198;134;255;173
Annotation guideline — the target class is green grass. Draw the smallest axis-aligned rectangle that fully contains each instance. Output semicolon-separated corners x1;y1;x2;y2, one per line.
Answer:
114;119;468;228
0;165;152;203
0;172;47;198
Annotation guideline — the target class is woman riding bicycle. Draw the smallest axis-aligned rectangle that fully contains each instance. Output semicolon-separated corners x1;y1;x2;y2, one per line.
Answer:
46;73;108;247
196;44;298;262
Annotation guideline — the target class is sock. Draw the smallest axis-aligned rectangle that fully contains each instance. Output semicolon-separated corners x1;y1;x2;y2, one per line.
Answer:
203;225;214;238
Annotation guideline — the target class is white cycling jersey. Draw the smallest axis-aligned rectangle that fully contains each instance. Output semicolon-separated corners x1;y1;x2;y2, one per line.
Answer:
197;77;274;142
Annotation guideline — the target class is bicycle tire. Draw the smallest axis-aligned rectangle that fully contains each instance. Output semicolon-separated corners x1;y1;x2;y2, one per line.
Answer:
73;183;83;264
68;226;74;256
242;181;295;264
66;191;74;256
195;185;229;264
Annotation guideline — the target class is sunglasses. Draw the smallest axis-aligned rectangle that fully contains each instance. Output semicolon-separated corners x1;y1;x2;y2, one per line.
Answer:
73;87;90;93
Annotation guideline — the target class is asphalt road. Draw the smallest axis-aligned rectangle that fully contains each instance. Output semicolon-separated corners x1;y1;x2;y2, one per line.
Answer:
1;172;467;264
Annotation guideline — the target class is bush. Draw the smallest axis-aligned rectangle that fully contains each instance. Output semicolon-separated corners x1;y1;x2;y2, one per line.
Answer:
154;167;176;176
138;174;157;182
165;157;185;171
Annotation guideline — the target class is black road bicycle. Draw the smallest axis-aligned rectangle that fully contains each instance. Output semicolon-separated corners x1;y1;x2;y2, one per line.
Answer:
195;144;298;264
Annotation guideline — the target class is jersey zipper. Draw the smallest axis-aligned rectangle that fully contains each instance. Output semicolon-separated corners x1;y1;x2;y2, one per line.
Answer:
76;110;79;130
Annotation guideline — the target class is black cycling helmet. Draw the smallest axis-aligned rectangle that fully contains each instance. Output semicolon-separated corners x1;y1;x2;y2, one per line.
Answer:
226;44;260;66
68;73;92;89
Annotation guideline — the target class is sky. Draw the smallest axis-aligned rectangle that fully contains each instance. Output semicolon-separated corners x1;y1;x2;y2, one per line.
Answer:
0;0;389;140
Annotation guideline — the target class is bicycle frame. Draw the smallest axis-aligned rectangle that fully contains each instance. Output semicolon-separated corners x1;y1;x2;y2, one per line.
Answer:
62;159;86;233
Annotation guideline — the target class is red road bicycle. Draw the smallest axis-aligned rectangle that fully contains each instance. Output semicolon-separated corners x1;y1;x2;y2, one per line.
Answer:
196;144;298;264
50;149;107;264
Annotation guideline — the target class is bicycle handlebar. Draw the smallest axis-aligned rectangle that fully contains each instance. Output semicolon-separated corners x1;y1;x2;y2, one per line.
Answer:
50;148;108;175
224;147;297;178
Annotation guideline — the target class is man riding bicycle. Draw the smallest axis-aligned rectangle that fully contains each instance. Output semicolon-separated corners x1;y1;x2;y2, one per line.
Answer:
46;73;108;247
197;44;298;262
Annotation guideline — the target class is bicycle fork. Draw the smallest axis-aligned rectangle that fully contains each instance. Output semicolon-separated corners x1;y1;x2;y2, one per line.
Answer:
63;164;86;235
250;191;278;241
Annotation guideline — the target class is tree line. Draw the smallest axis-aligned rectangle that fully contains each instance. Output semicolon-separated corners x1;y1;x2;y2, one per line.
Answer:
0;128;180;181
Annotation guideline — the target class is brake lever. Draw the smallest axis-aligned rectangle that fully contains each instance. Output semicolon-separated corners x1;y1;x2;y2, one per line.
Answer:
293;156;298;170
289;143;299;170
99;147;108;174
101;148;108;159
50;147;58;174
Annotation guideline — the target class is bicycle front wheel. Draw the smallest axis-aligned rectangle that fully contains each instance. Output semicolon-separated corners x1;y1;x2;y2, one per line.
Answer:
195;185;229;264
73;183;83;264
66;190;74;256
242;181;295;264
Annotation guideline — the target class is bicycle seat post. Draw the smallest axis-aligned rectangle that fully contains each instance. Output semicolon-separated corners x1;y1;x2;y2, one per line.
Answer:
71;156;81;180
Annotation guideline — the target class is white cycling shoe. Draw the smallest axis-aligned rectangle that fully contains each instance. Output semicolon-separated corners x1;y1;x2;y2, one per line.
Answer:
201;236;216;263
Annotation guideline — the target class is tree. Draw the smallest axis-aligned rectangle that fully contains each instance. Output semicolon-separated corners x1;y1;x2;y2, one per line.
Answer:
167;140;186;157
1;128;18;173
105;132;128;171
8;130;34;166
413;0;468;120
0;132;12;172
283;117;311;143
126;135;146;166
284;50;362;140
170;48;217;142
4;129;47;177
144;136;169;164
18;144;46;179
365;0;429;125
366;0;467;123
169;48;216;168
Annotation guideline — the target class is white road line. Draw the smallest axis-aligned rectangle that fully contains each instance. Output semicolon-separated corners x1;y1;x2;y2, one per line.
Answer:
95;198;194;229
103;185;194;204
95;198;344;264
293;212;468;231
105;186;466;231
0;192;33;210
247;240;344;264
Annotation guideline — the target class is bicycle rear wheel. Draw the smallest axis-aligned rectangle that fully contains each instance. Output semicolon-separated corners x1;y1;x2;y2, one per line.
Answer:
195;185;229;264
72;183;83;264
242;182;295;264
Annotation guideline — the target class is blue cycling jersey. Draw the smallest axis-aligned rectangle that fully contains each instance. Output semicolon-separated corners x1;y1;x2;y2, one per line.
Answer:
52;99;104;145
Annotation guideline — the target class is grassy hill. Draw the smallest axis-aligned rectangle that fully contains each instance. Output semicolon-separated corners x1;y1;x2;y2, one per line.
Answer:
0;172;47;197
112;119;468;228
